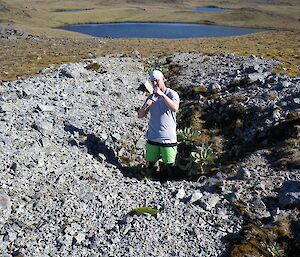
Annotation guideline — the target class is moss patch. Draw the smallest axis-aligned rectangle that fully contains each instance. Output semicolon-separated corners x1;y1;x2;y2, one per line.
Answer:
129;207;159;216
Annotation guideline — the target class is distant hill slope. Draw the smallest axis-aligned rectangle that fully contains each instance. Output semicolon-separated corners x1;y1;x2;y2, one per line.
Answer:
0;0;31;19
127;0;183;3
0;0;10;12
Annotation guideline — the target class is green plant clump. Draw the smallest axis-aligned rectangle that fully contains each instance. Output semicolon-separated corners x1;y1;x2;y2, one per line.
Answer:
177;143;216;176
177;127;199;143
128;207;159;217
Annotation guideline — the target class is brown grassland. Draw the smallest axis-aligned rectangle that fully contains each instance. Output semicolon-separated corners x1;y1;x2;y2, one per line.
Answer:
0;0;299;81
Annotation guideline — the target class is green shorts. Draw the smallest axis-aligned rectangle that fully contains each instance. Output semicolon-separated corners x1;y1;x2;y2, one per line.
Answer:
145;142;177;164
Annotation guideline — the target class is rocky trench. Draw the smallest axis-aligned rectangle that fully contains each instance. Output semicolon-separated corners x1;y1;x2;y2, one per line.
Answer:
0;53;299;256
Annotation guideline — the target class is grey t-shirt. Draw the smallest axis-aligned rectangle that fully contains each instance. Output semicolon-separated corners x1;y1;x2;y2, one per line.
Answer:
145;88;180;143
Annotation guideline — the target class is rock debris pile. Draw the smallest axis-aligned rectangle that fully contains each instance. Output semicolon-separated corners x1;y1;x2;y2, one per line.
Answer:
0;53;299;256
0;27;35;40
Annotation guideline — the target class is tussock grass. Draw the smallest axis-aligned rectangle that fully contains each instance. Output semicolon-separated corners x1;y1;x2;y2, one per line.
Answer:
2;0;300;32
0;30;299;81
0;0;299;81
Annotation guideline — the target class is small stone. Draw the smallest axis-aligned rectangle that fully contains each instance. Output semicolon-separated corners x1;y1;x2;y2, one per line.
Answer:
10;162;17;172
8;232;17;242
63;234;73;247
132;50;141;58
248;73;265;83
75;233;85;244
294;98;300;104
33;121;53;134
65;226;76;236
0;102;14;113
111;133;121;142
236;167;251;180
40;137;51;147
281;81;290;88
189;191;203;203
224;192;240;203
209;83;221;93
136;137;146;149
252;197;266;210
176;188;185;200
37;104;55;112
100;132;108;141
0;193;11;226
279;181;300;208
198;194;220;211
97;153;106;163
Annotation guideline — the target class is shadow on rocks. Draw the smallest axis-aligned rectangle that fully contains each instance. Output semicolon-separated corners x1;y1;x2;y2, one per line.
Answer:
64;123;122;169
121;162;186;184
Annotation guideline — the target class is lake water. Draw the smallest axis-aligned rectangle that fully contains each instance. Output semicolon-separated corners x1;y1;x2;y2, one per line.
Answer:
60;23;264;39
192;7;231;13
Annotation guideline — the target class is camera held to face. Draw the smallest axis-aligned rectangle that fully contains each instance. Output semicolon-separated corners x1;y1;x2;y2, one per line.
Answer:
150;93;158;102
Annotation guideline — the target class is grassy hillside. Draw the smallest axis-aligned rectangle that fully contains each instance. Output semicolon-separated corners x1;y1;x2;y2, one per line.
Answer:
1;0;299;32
0;0;299;81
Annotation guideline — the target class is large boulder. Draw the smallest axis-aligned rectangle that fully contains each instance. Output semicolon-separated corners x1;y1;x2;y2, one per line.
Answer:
279;181;300;209
59;63;89;79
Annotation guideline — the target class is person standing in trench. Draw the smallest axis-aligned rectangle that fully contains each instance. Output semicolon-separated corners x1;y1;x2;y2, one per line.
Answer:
138;70;180;178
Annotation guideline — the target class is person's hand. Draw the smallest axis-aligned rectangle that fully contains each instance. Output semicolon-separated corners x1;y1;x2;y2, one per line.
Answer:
146;98;155;106
143;98;155;110
153;86;164;96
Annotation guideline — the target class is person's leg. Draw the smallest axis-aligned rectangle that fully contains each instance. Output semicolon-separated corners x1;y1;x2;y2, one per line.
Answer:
161;146;177;178
145;143;160;163
160;146;177;164
145;143;161;177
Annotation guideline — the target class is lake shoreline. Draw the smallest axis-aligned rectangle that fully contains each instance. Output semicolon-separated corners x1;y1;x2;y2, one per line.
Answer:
59;22;266;39
0;0;299;80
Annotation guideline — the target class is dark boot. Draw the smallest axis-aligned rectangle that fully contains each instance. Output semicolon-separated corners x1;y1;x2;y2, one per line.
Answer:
158;162;176;182
148;161;160;180
166;163;177;179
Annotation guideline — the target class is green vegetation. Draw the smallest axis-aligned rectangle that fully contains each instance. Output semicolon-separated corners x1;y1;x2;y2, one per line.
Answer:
129;207;159;216
2;0;300;32
177;127;199;143
230;221;300;257
177;143;216;177
0;0;299;81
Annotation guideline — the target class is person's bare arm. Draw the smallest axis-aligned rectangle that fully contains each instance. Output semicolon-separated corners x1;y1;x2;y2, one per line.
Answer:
154;87;179;112
161;94;179;112
138;99;154;118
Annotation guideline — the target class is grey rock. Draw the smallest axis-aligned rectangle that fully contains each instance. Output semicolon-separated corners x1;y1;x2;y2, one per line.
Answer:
198;194;220;210
33;120;53;134
37;104;55;112
248;72;265;83
8;231;17;242
96;153;106;163
40;137;51;147
60;63;89;79
279;181;300;208
175;187;185;200
0;193;11;228
189;191;203;203
75;233;85;244
280;80;290;88
135;137;146;149
236;167;251;180
252;198;271;219
0;53;298;257
100;132;108;141
294;98;300;104
0;102;14;112
208;83;221;92
224;192;240;203
111;133;121;142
